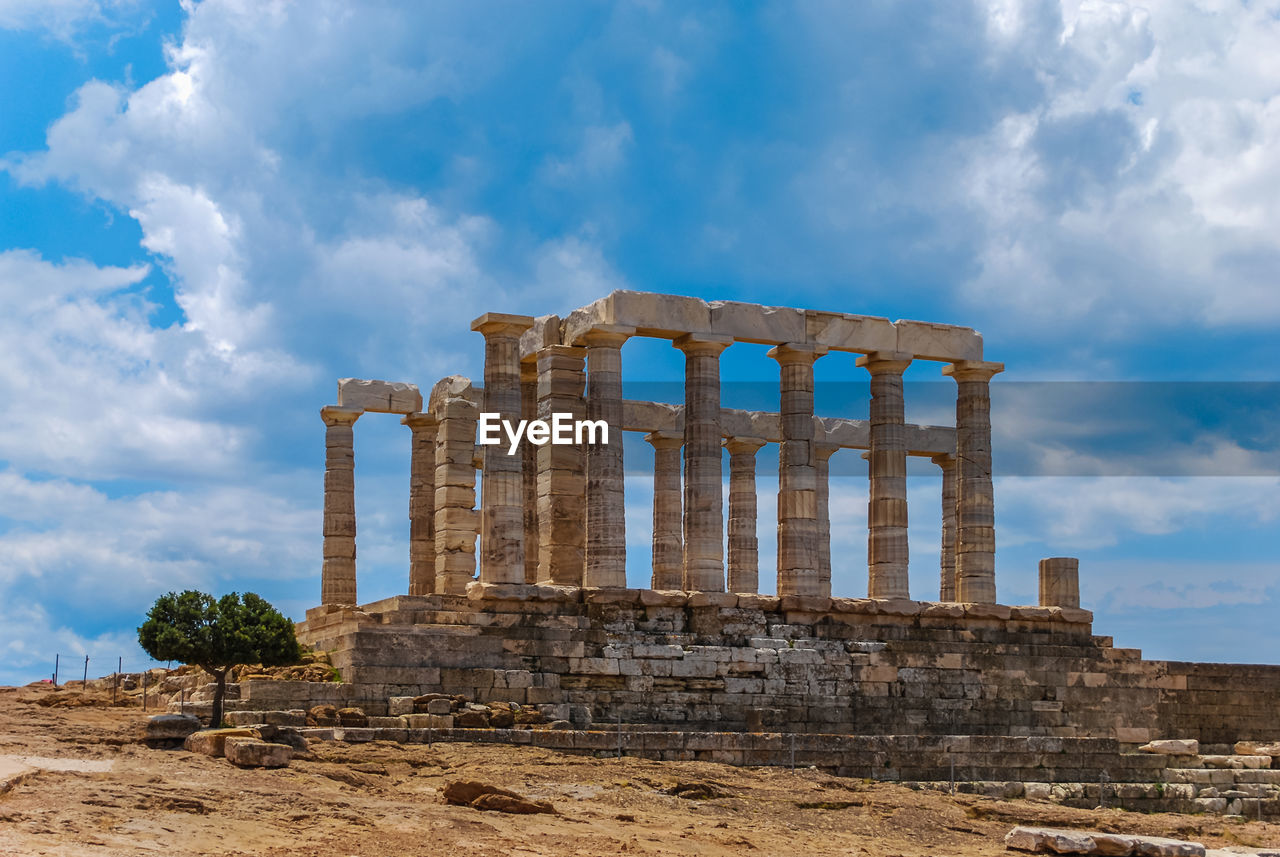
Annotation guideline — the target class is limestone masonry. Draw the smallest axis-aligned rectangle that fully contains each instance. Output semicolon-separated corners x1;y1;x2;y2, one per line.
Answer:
286;291;1280;811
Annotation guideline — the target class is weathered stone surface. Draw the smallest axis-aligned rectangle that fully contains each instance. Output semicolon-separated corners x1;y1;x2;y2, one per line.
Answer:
1234;741;1280;757
337;378;423;414
307;705;340;727
143;714;201;746
337;707;368;728
1004;826;1099;854
1139;739;1199;756
184;728;258;758
224;737;291;769
442;780;556;814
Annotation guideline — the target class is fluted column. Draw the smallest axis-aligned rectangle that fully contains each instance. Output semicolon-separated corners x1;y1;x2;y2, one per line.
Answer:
321;406;361;606
857;351;912;600
675;333;732;592
814;443;839;597
931;453;958;601
767;343;827;597
433;395;479;595
403;412;438;596
583;325;633;588
472;313;535;585
725;437;765;595
520;358;538;584
537;345;587;585
942;359;1004;603
646;431;684;590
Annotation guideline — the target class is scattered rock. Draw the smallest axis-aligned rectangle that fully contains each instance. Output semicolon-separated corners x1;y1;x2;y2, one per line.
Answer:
1233;740;1280;757
514;710;545;725
184;728;259;758
488;710;515;728
1004;826;1205;857
547;719;572;730
1138;739;1199;756
307;705;339;727
142;714;202;748
224;738;291;768
441;780;555;815
454;710;489;728
336;707;368;728
426;699;452;716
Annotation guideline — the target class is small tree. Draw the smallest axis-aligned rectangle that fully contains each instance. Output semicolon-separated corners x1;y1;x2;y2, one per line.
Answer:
138;590;301;728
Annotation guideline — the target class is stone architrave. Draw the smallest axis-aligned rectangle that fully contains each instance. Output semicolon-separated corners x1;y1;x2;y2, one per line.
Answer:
472;313;535;586
321;406;361;606
520;358;539;584
814;443;839;597
646;431;684;590
942;359;1004;603
581;325;634;588
767;342;827;597
402;412;438;596
725;436;766;595
433;396;480;595
931;453;958;601
675;332;732;592
857;351;913;600
536;345;587;585
1039;557;1080;608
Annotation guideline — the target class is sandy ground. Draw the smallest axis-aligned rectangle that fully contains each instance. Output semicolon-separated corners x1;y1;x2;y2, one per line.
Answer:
2;684;1279;857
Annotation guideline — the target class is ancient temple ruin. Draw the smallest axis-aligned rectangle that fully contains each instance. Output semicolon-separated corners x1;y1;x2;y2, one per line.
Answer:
294;291;1280;795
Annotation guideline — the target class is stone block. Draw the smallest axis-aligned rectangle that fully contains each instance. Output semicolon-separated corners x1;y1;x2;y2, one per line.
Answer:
807;311;897;353
708;300;805;344
893;320;982;362
337;378;423;414
184;728;259;758
225;737;291;768
1140;739;1199;756
143;714;202;746
388;696;415;716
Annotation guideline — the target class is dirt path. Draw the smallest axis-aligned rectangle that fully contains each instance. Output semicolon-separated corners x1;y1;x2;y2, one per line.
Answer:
2;684;1278;856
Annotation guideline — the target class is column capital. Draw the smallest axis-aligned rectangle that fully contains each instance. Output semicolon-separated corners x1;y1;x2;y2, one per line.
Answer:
724;436;766;455
767;342;828;365
401;412;438;431
942;360;1004;382
645;430;684;450
321;405;362;426
814;442;839;462
673;332;732;356
470;312;536;338
930;451;956;467
576;324;635;348
856;350;913;375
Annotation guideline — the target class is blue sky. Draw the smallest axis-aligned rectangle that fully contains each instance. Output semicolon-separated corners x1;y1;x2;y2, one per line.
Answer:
0;0;1277;685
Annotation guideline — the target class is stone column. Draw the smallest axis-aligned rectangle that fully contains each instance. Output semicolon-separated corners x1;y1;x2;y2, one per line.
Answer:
646;431;684;590
402;412;438;596
767;343;827;597
472;313;535;586
675;333;732;592
856;351;912;600
434;395;479;595
1039;557;1080;608
520;358;539;584
321;406;361;606
582;325;633;588
536;345;587;585
725;437;765;595
931;453;958;601
941;360;1004;603
814;443;839;597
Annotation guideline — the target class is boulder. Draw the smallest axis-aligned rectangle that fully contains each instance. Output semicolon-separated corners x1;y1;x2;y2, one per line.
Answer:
454;709;489;728
1005;826;1098;854
307;705;339;727
488;710;515;728
548;720;572;730
513;710;545;725
184;728;259;758
336;707;368;728
1138;739;1199;756
442;780;555;815
225;738;291;768
426;699;452;716
142;714;202;748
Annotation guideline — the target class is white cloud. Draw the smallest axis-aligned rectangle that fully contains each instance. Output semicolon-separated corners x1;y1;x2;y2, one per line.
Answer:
0;0;138;38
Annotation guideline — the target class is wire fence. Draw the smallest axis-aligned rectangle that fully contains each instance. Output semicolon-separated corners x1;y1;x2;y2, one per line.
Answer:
43;652;182;713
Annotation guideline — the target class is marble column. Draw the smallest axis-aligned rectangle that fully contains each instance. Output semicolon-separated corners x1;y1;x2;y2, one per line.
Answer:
472;313;535;585
646;431;684;590
856;351;912;600
767;343;827;597
941;359;1004;604
675;333;732;592
582;325;633;588
536;345;587;585
402;412;438;596
814;443;839;598
433;395;479;595
931;453;958;601
520;358;539;584
725;436;765;595
321;406;362;606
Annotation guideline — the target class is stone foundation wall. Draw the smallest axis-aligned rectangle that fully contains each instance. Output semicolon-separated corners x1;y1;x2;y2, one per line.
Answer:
295;587;1280;743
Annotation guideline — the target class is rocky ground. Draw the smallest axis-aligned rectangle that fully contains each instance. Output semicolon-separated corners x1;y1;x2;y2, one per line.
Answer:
2;683;1279;857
